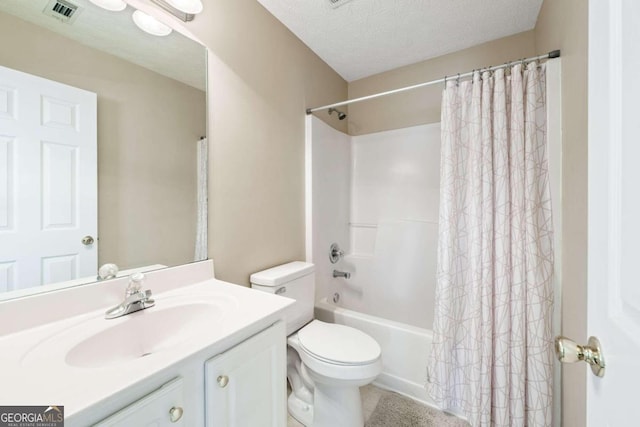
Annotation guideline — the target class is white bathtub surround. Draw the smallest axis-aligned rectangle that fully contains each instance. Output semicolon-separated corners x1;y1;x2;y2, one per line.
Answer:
350;123;441;242
306;118;441;405
347;123;441;329
343;220;437;329
428;64;554;426
305;116;351;301
307;119;441;329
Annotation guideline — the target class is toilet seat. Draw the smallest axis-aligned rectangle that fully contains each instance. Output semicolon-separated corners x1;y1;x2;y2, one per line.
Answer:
288;321;382;383
297;320;381;366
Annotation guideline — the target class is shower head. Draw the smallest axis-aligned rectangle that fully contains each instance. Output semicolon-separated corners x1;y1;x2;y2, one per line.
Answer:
328;107;347;120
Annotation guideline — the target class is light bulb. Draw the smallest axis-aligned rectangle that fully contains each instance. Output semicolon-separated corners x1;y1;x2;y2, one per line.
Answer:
88;0;127;12
165;0;203;14
132;10;173;37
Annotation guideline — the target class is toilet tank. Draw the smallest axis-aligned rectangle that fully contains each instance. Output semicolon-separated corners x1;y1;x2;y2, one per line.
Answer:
250;261;315;335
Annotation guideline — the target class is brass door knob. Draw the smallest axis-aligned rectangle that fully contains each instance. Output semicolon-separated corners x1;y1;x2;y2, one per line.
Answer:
555;336;605;377
81;235;95;245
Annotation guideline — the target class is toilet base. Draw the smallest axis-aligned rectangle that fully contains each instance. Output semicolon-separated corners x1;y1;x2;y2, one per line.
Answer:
288;391;313;426
312;382;364;427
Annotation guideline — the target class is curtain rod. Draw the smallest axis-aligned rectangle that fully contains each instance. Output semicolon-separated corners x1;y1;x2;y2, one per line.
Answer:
305;50;560;115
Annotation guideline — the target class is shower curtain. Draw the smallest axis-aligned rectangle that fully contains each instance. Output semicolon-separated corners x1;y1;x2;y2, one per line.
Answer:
194;137;208;261
428;63;553;426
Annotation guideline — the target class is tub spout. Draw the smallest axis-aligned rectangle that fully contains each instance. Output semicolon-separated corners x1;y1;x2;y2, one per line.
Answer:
333;270;351;279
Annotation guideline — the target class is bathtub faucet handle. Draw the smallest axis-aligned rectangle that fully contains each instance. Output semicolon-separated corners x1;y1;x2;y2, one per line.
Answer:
329;243;345;264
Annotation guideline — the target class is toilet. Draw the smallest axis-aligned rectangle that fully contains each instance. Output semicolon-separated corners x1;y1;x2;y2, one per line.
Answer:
250;261;382;427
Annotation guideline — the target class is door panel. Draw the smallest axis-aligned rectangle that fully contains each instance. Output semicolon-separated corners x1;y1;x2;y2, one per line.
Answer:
587;0;640;425
0;136;14;231
41;141;78;229
41;254;77;285
0;262;15;292
0;65;96;291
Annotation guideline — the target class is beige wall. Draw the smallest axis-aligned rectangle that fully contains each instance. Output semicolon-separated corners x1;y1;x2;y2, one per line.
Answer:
183;0;348;285
347;31;536;135
0;12;206;270
535;0;588;426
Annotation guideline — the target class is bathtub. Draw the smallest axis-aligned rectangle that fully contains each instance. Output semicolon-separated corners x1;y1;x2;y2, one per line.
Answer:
315;297;432;404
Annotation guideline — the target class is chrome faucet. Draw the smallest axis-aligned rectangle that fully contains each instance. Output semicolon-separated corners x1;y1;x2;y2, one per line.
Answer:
105;272;155;319
333;270;351;279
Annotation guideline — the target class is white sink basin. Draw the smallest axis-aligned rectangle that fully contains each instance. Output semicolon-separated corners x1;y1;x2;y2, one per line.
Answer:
66;303;221;368
21;294;237;369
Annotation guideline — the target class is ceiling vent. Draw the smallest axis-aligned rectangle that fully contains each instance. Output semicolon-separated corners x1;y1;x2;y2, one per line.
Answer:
328;0;355;9
43;0;82;23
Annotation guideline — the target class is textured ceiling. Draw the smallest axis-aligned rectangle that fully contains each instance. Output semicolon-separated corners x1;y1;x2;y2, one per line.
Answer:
255;0;544;82
0;0;205;90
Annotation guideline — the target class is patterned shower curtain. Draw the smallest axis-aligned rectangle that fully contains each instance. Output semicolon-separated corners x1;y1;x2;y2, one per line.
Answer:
194;137;208;261
427;63;554;426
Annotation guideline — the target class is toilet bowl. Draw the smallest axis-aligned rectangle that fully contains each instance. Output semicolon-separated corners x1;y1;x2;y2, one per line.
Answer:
250;262;382;427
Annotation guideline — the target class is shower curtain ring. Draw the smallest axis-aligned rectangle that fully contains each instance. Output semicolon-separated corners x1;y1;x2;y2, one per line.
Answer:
456;73;460;86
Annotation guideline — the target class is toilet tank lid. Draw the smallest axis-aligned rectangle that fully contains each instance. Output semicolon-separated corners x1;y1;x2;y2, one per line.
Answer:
250;261;314;287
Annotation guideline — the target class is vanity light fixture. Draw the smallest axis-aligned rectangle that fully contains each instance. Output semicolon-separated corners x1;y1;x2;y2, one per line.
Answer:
132;10;173;36
87;0;200;36
164;0;203;14
88;0;127;12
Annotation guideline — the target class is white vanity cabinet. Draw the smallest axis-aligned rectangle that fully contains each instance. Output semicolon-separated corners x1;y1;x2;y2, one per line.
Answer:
205;320;287;427
93;378;185;427
0;263;293;427
88;321;287;427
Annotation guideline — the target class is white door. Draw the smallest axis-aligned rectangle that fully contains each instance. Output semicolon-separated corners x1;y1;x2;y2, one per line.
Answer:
0;65;97;292
205;322;287;427
587;0;640;424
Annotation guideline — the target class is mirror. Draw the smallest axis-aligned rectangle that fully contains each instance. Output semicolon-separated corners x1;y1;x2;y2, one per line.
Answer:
0;0;207;299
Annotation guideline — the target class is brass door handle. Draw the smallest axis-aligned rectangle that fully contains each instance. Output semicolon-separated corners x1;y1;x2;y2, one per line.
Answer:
554;336;605;377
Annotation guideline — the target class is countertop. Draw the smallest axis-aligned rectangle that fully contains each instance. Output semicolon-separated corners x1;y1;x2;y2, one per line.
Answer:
0;277;293;419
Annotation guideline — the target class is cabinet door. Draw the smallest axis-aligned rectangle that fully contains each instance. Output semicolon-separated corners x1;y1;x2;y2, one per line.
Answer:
205;321;286;427
94;377;184;427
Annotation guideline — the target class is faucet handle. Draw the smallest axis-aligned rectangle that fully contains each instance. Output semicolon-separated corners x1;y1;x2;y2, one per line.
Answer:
126;272;145;296
329;243;345;264
97;263;119;280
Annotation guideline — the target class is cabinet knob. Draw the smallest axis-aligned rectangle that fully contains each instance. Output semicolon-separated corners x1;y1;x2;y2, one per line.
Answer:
217;375;229;388
169;406;183;423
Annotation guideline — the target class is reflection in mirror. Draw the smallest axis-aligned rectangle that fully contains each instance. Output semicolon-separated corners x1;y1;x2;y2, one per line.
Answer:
0;0;207;299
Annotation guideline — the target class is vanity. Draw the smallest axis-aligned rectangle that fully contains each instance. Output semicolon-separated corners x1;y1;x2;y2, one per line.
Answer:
0;261;293;426
0;2;292;425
